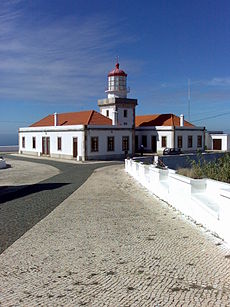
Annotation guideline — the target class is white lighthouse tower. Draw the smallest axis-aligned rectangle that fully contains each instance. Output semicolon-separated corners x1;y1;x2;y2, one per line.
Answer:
98;61;137;127
105;62;130;98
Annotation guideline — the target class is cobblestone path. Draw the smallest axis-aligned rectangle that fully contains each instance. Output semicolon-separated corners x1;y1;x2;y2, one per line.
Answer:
1;165;230;306
0;155;114;254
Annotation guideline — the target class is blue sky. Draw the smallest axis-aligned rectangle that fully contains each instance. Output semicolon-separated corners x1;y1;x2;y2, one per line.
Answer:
0;0;230;144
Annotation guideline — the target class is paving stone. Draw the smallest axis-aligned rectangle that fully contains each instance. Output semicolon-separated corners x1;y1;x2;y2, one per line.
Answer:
0;165;230;306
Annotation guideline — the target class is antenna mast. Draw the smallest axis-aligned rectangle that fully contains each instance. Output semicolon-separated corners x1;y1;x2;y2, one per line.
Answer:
188;78;191;121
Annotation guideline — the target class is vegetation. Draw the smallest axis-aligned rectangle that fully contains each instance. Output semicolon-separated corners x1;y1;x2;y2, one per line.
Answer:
177;153;230;183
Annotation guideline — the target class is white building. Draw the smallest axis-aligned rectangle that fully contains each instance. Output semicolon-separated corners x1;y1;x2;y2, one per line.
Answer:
205;131;230;151
135;114;205;153
19;62;206;160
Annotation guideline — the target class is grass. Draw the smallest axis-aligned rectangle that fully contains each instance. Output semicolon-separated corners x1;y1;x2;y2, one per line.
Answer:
177;153;230;183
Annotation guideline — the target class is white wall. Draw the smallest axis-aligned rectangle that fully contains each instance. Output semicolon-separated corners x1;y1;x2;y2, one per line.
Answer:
19;125;135;160
208;134;230;151
135;128;173;152
125;159;230;245
86;126;133;159
135;126;205;153
101;105;115;122
100;105;134;127
205;132;212;150
174;128;205;151
19;125;85;160
117;107;134;127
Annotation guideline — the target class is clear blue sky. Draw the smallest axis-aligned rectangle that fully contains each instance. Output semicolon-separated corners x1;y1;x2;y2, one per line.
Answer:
1;0;230;145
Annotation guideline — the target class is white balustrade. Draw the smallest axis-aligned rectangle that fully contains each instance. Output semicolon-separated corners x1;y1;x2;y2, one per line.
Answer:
125;158;230;245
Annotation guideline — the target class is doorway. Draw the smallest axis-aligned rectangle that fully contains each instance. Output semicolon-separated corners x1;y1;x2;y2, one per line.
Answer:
213;139;222;150
73;137;78;158
151;136;157;153
42;137;50;155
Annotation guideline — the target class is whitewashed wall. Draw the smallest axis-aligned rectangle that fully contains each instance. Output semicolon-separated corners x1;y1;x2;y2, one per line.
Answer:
19;125;134;161
117;107;134;127
135;126;204;153
100;105;134;127
86;126;133;159
19;125;85;160
211;134;229;151
174;128;205;151
125;158;230;245
205;133;230;151
135;128;174;152
101;105;115;122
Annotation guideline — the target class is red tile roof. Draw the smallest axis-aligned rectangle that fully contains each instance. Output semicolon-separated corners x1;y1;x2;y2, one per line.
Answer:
30;110;112;127
135;114;194;127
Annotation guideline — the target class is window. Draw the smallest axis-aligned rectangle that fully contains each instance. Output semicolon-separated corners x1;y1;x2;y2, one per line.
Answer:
188;135;193;148
107;136;114;151
177;136;183;148
32;137;36;149
122;136;129;151
106;110;109;117
197;135;202;148
124;109;127;117
91;137;99;152
142;135;147;147
161;136;167;147
22;137;25;148
57;137;62;151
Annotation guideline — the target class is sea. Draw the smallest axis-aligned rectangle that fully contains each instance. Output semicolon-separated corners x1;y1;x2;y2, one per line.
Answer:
0;134;19;152
0;133;18;146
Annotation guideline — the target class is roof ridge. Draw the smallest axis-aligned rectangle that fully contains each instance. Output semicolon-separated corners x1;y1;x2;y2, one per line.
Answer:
58;110;92;115
87;110;94;125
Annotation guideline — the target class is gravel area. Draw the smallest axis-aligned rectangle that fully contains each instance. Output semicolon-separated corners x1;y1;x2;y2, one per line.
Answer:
0;154;116;254
0;164;230;306
0;158;59;193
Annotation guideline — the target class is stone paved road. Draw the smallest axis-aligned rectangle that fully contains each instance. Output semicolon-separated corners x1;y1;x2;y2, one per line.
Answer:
0;154;117;254
1;165;230;306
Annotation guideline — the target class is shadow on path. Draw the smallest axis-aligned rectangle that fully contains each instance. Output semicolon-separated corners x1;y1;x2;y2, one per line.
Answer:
0;182;69;204
0;154;121;254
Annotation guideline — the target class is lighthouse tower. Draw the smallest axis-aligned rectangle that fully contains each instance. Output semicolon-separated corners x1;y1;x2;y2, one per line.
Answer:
98;61;137;128
105;62;130;98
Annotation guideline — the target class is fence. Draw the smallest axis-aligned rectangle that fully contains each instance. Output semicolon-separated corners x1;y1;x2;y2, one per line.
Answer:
125;158;230;245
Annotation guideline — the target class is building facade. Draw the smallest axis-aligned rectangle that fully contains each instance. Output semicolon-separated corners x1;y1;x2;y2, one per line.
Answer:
19;62;206;160
205;131;230;151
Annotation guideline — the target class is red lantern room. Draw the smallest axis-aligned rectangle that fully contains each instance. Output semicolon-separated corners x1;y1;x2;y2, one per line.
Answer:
105;62;130;98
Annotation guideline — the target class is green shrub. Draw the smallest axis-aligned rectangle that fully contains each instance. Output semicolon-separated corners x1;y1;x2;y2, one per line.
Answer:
178;153;230;183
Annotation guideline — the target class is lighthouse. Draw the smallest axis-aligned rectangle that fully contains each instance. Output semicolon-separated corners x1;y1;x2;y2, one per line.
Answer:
105;62;130;98
98;61;137;128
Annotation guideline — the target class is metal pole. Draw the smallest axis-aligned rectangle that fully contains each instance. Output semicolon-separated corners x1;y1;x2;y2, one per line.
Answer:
188;78;191;121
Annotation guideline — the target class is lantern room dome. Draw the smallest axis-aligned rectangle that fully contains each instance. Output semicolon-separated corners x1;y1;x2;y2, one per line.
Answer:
108;63;127;77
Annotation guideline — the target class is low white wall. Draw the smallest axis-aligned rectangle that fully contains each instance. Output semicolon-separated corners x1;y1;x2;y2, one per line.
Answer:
125;158;230;245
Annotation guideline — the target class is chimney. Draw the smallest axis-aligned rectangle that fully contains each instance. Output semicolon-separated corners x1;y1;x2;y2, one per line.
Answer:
180;114;184;127
54;112;58;127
